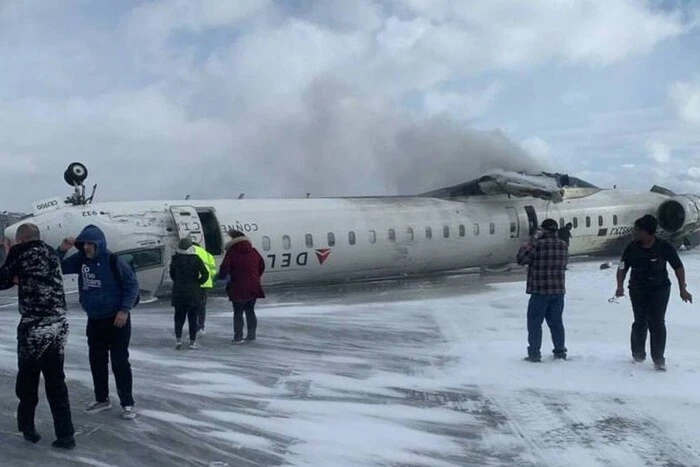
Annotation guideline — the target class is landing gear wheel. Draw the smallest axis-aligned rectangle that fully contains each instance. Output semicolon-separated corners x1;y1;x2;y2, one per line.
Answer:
64;162;88;186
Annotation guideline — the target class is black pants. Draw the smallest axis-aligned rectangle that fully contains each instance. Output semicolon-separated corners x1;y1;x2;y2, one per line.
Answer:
629;284;671;363
16;340;74;438
233;300;257;340
197;291;208;331
175;305;199;342
87;315;135;407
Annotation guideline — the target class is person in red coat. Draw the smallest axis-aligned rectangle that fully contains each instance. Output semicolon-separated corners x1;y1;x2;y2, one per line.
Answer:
218;230;265;343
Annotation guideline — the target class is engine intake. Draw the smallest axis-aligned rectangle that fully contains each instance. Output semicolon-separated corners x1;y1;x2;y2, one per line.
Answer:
657;195;700;234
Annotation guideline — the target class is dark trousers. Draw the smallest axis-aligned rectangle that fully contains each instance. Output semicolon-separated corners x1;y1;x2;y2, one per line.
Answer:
629;285;671;363
87;316;135;407
175;305;199;342
527;293;566;357
16;341;74;438
233;300;257;340
197;290;208;331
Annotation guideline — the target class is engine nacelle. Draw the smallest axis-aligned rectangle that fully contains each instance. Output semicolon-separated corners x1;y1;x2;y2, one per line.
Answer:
657;195;700;234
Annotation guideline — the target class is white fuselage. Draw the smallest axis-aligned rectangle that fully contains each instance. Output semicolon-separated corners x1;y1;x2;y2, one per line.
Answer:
1;187;678;299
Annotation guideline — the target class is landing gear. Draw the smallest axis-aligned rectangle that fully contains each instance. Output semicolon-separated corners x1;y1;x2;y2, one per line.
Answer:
63;162;96;206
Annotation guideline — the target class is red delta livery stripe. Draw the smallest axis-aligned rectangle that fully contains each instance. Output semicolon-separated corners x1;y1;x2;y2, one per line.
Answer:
315;248;331;265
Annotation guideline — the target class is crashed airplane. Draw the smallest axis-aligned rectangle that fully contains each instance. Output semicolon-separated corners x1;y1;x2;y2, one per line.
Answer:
3;163;700;301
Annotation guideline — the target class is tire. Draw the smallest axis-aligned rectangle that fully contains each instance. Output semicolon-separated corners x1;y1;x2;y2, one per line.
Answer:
64;162;88;185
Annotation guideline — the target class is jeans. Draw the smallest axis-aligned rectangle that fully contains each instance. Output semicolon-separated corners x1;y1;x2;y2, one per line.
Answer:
527;293;566;358
86;315;135;407
629;284;671;363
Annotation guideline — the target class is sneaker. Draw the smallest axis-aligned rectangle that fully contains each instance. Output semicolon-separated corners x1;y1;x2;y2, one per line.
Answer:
197;329;206;337
231;339;244;345
654;361;667;372
51;437;76;449
553;354;567;360
175;340;182;350
524;355;542;363
23;430;41;443
122;406;137;420
84;400;112;413
244;336;256;342
189;341;199;349
633;354;646;363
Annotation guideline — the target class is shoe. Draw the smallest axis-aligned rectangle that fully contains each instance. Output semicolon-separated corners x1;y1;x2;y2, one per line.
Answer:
197;329;206;337
553;354;567;360
654;361;667;372
84;400;112;413
244;336;256;342
524;355;542;363
175;340;182;350
122;406;137;420
231;339;244;345
23;430;41;443
189;341;199;349
633;354;646;363
51;437;76;450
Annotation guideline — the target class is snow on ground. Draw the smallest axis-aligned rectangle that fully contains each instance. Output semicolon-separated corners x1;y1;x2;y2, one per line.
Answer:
1;253;700;466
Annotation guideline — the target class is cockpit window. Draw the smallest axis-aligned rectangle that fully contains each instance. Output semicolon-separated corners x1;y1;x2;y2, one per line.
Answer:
116;248;163;271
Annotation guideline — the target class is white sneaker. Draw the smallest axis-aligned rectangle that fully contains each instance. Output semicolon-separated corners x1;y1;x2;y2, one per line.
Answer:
122;406;136;420
84;400;112;413
175;340;182;350
197;329;206;337
189;341;199;349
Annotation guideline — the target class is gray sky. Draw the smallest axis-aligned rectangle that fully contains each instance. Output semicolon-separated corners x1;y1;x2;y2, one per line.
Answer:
1;0;699;211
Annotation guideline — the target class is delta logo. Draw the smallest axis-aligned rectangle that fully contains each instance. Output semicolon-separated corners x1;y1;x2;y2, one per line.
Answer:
315;248;331;265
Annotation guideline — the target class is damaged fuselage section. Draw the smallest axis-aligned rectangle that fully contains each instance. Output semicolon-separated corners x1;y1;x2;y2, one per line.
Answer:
421;170;598;203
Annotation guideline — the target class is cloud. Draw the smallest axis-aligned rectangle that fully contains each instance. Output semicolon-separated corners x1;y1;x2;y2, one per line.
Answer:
0;0;697;210
669;77;700;125
647;140;672;164
520;137;552;163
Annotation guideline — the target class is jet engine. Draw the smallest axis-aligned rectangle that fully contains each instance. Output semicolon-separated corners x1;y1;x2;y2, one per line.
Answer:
657;195;700;236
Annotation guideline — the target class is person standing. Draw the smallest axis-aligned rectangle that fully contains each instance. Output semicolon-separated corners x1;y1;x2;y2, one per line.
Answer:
558;222;573;247
615;214;692;371
58;224;139;419
218;230;265;344
191;241;216;336
0;223;75;449
169;238;209;349
516;218;569;362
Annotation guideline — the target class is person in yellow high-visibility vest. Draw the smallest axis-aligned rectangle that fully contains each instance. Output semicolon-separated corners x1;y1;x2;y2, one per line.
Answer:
191;241;216;336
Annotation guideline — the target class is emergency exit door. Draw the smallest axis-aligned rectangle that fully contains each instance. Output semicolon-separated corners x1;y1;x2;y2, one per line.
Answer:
505;207;520;238
169;206;205;248
524;205;538;236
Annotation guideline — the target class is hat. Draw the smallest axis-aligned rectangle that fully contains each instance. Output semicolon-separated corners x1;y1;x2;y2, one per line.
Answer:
541;218;559;231
178;238;193;250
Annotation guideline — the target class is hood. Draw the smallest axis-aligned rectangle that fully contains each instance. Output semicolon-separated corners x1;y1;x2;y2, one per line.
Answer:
177;246;196;255
75;224;108;256
225;236;252;252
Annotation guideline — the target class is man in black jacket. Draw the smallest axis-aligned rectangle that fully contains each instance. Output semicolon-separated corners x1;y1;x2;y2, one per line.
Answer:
0;223;75;449
169;238;209;349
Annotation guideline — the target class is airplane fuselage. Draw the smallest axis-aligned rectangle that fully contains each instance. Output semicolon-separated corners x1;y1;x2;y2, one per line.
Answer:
4;187;683;300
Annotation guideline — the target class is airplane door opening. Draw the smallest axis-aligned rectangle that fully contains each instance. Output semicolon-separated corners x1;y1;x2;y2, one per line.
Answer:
169;205;205;248
506;207;519;238
196;209;223;256
524;205;538;236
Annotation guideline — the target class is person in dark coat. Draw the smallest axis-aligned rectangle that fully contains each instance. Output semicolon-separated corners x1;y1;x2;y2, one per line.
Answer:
218;230;265;344
558;222;572;246
0;223;75;449
169;238;209;349
615;214;692;371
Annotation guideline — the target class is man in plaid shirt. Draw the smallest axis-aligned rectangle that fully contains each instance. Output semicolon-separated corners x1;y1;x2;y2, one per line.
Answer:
516;218;569;362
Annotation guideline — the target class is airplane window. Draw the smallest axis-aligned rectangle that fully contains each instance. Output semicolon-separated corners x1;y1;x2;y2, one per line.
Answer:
426;226;432;239
388;229;396;242
586;216;591;227
262;236;271;251
369;230;376;244
459;224;465;237
116;248;162;272
282;235;291;250
573;218;578;228
328;232;335;247
598;216;603;227
613;215;618;226
559;218;565;228
443;225;449;238
489;223;495;235
348;231;356;245
407;227;414;241
305;234;313;248
473;224;479;236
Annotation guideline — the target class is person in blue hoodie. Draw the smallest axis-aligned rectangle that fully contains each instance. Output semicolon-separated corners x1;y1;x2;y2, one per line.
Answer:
58;225;139;420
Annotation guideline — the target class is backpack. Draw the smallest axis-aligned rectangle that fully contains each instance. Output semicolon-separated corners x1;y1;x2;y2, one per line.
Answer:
108;253;141;308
